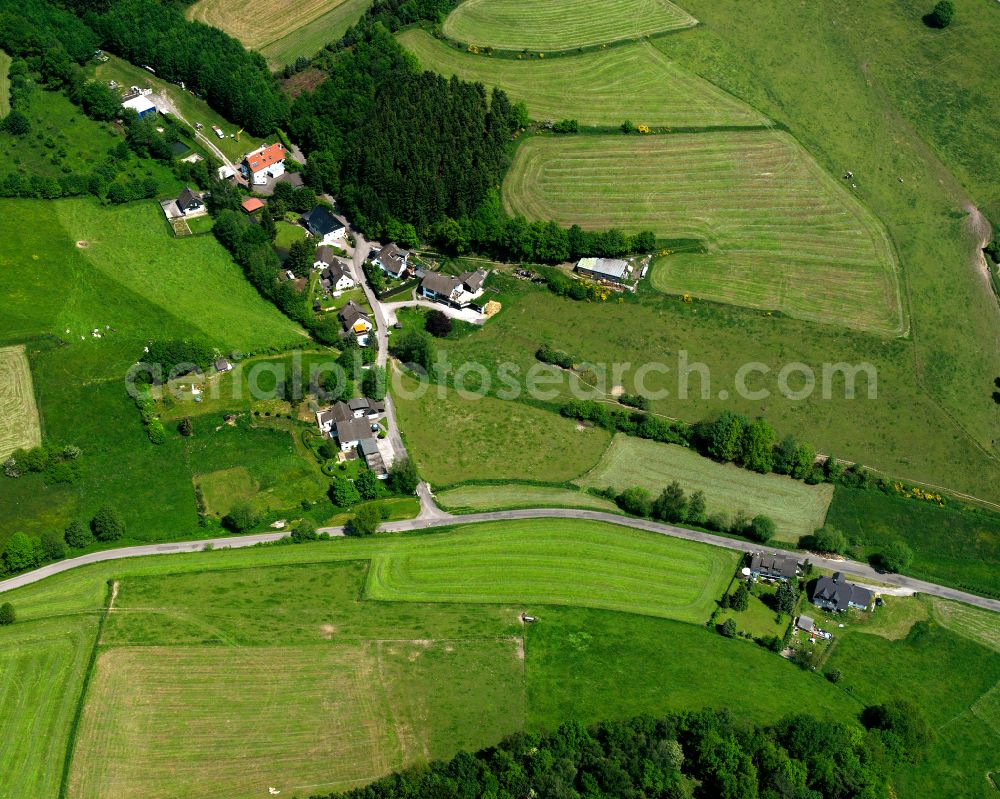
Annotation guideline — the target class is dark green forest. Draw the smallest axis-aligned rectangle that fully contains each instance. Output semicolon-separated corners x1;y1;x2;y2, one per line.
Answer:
313;705;929;799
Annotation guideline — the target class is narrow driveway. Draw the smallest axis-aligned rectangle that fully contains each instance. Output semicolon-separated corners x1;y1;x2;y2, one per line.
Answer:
1;507;997;613
152;91;237;171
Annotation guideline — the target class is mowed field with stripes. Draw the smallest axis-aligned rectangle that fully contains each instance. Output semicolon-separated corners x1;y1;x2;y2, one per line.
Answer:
504;132;904;333
0;345;42;460
186;0;368;65
398;31;765;128
443;0;697;50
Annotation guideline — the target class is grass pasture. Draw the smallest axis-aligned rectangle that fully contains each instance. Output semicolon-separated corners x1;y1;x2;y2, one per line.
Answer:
187;0;369;66
576;435;833;540
0;50;11;116
442;0;697;51
391;371;611;485
70;645;404;799
504;132;903;333
0;614;99;799
0;345;41;459
436;484;619;514
398;31;765;129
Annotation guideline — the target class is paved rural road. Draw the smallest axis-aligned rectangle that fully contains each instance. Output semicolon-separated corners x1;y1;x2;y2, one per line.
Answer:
1;507;998;613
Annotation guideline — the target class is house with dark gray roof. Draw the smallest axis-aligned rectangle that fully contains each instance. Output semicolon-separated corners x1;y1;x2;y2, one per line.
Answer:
812;573;873;612
334;417;374;451
372;243;411;278
302;206;346;245
318;258;354;293
338;300;372;337
317;401;353;434
749;552;799;581
175;187;204;215
420;268;489;308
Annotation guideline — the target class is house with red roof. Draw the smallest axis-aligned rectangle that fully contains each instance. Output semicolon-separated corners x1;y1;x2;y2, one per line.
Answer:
241;142;286;186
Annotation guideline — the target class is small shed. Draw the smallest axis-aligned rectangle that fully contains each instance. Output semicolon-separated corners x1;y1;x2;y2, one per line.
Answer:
241;198;265;214
796;615;814;633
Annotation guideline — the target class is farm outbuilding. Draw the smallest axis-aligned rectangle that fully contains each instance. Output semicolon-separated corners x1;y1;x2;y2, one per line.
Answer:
576;257;632;284
121;95;156;118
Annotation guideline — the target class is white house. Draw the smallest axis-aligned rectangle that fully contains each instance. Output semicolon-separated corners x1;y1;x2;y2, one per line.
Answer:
372;243;410;278
318;259;355;293
242;142;286;186
420;269;488;308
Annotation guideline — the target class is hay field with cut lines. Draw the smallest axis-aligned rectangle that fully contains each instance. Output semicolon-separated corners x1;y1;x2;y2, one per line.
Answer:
398;30;765;128
0;345;41;459
503;132;904;333
187;0;369;65
443;0;697;50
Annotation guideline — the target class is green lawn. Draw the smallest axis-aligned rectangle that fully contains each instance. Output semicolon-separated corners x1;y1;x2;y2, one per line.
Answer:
432;278;1000;501
576;435;833;540
716;583;787;639
442;0;697;50
0;87;178;190
365;519;739;622
648;0;1000;498
505;131;903;334
398;30;765;129
0;198;312;547
436;484;619;514
274;220;306;251
391;370;611;486
0;50;11;116
2;524;996;798
825;486;1000;598
826;606;1000;798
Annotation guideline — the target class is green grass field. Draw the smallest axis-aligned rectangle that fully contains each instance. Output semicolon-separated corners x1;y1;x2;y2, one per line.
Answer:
391;371;611;486
0;345;41;459
0;614;99;799
1;526;996;798
0;198;311;547
826;486;1000;598
187;0;369;66
504;132;903;334
398;31;765;129
94;56;264;162
0;50;11;116
442;0;697;51
365;519;738;621
645;0;999;492
576;435;833;540
436;484;619;513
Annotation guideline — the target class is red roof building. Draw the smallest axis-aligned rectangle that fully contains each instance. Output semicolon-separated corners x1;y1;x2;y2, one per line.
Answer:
241;197;265;214
242;143;286;176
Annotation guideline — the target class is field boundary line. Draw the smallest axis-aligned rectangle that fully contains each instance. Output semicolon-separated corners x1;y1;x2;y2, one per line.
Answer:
57;581;115;799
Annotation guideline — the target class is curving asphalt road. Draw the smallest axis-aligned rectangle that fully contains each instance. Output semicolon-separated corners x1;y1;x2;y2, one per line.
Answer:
1;506;997;613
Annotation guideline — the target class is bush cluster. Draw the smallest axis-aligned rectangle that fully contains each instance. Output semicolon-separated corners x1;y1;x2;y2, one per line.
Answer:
2;442;82;484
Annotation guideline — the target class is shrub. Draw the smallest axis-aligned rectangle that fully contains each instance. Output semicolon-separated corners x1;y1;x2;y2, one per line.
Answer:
425;310;452;338
616;487;652;517
720;618;737;638
705;512;729;532
861;699;933;760
652;481;687;523
2;456;20;478
346;503;382;536
387;458;419;495
731;583;750;612
2;532;38;573
924;0;954;27
0;602;15;625
878;540;913;573
330;475;361;508
825;668;843;684
91;506;126;541
800;525;847;554
749;515;776;543
178;417;193;437
41;530;66;561
64;520;93;549
223;501;259;532
290;521;318;542
356;468;381;500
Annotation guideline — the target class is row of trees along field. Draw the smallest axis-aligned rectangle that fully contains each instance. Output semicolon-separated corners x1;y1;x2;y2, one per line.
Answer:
316;705;929;799
0;0;286;135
